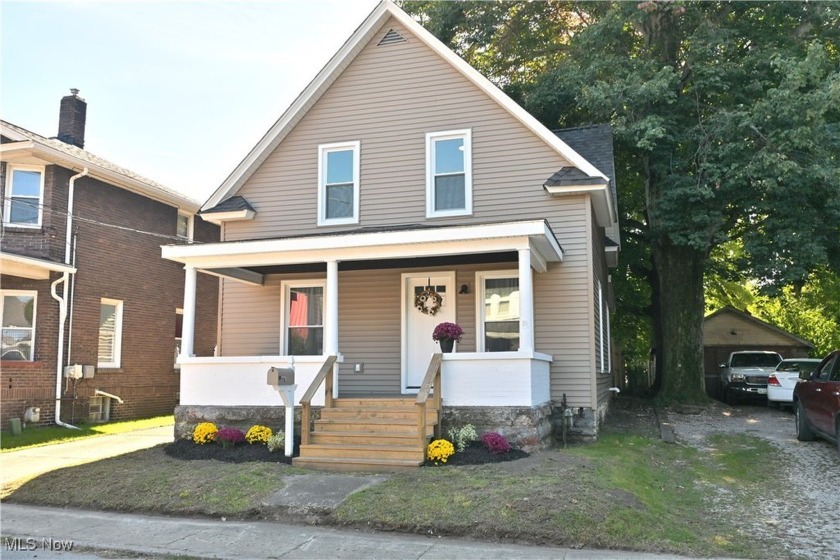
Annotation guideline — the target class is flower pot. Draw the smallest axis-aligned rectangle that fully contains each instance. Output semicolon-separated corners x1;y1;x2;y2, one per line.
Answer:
439;338;455;353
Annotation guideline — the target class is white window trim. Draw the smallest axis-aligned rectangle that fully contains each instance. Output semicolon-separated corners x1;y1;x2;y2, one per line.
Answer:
606;301;612;373
176;212;194;241
98;298;124;368
279;279;326;355
175;308;184;369
597;280;605;373
0;289;38;361
426;129;472;218
317;141;360;226
3;164;45;228
475;270;518;352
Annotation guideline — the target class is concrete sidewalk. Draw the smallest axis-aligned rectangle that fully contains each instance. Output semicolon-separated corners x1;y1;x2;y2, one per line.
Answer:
1;426;173;496
0;503;715;560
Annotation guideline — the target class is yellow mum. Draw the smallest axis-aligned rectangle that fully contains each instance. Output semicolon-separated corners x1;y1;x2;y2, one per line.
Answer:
426;439;455;464
245;425;273;445
193;422;218;445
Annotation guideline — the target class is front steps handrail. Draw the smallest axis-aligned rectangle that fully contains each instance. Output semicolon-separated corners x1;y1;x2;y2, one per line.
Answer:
300;355;338;445
415;353;443;444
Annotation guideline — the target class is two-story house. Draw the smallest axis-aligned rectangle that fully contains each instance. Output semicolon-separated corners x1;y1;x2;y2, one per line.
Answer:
1;90;218;428
163;0;619;470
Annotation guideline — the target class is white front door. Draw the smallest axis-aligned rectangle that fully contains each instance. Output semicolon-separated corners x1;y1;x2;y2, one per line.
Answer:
402;272;456;392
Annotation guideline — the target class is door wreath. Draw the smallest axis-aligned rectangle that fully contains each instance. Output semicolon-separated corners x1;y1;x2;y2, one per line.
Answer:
415;287;443;316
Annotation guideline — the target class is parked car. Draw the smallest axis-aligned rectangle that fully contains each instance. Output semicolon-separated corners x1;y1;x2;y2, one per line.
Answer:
719;351;783;405
793;350;840;454
767;358;822;408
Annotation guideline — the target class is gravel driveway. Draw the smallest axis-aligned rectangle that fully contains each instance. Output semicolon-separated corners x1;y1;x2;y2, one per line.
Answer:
667;404;839;559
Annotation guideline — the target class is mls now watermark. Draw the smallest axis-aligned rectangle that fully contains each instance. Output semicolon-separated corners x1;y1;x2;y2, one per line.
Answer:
4;537;74;552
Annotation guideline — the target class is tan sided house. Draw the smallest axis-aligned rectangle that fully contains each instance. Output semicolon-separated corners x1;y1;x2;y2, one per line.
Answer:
164;0;620;470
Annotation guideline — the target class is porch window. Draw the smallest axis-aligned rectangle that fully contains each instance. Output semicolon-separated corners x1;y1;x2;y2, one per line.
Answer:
283;282;324;355
477;271;519;352
3;165;45;227
318;141;360;225
175;308;183;368
426;129;472;217
98;298;123;368
1;290;37;361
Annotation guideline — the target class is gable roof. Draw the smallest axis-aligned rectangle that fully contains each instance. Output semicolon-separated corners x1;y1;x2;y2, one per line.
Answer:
202;0;610;214
0;119;200;212
704;306;814;348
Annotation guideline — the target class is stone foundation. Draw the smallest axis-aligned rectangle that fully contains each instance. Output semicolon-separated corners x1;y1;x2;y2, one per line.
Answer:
440;404;553;451
175;405;320;440
550;399;611;444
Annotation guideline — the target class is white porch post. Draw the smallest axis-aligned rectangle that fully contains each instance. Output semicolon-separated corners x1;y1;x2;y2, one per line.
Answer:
181;265;197;358
518;248;535;352
326;260;339;397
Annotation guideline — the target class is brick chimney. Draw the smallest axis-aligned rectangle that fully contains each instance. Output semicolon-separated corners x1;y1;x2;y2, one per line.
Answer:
57;88;87;148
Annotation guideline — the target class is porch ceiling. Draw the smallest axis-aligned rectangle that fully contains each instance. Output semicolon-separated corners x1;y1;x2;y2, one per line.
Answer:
162;220;563;284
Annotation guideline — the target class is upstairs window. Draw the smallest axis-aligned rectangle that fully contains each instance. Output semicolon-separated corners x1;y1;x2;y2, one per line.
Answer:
318;141;360;226
3;165;45;227
176;212;193;241
1;290;37;361
98;298;123;368
426;130;472;218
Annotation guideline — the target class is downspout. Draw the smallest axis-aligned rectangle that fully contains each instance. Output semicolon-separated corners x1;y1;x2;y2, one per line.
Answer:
52;167;88;429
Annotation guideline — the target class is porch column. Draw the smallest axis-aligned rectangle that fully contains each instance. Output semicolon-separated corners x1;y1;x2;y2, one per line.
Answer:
181;265;197;358
325;260;339;355
518;248;534;352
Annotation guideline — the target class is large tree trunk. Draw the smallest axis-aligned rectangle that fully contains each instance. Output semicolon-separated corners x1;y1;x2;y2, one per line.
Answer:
653;241;708;402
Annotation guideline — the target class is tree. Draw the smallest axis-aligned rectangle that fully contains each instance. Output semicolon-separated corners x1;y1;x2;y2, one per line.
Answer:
402;1;840;402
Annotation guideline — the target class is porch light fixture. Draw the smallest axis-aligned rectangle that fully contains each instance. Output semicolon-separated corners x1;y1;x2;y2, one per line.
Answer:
459;283;470;294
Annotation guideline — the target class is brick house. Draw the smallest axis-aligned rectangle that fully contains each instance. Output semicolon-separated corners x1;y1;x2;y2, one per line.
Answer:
1;90;218;428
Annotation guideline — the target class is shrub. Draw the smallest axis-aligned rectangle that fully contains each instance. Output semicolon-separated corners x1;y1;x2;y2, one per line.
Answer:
481;432;511;455
245;425;273;445
192;422;218;445
267;431;286;453
447;424;478;452
215;427;246;448
426;439;455;464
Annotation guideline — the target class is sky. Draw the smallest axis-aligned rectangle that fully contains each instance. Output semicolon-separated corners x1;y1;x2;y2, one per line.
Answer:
1;0;380;204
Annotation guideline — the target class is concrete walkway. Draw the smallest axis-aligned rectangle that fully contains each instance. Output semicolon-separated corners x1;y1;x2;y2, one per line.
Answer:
0;504;720;560
1;425;173;496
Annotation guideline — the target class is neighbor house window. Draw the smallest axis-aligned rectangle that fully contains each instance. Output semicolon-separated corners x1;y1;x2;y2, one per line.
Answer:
3;165;45;227
318;141;360;225
426;129;472;217
477;271;519;352
176;212;193;241
1;290;37;361
282;281;325;355
98;298;123;368
175;308;183;368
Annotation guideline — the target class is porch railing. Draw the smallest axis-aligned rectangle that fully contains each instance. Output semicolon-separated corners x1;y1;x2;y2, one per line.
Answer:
415;353;443;444
299;355;338;445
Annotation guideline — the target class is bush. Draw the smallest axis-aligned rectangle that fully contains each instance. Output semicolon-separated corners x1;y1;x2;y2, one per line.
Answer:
426;439;455;464
447;424;478;452
215;427;246;448
245;425;273;445
266;431;286;453
192;422;218;445
481;432;511;455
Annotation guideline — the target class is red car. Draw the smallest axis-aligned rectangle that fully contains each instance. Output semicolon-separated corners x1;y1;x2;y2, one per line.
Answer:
793;349;840;454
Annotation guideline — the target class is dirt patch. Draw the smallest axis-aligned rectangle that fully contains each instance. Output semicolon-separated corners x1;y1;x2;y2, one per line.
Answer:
164;439;297;463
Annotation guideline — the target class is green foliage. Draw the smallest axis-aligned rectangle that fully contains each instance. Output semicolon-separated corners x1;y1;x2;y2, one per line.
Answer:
266;431;286;453
447;424;478;452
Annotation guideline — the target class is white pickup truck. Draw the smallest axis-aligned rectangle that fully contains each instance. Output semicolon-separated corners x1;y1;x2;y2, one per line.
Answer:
720;351;783;405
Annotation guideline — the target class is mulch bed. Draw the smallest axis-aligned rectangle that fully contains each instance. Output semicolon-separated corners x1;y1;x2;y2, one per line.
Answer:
164;439;527;466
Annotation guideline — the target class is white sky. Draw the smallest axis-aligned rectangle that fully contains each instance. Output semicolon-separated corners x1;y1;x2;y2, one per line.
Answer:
1;0;380;203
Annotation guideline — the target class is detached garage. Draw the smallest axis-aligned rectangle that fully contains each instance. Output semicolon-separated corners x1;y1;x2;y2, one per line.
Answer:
703;306;814;399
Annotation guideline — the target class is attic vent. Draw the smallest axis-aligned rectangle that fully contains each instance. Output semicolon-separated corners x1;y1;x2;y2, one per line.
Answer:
378;29;406;46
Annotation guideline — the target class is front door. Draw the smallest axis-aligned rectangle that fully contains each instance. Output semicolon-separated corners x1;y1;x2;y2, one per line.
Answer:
402;272;456;392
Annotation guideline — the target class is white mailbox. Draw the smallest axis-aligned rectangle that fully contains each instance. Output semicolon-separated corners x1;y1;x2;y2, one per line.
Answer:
266;361;296;457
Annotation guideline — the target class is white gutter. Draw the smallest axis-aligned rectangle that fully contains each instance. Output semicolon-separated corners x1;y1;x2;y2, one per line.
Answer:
52;167;88;430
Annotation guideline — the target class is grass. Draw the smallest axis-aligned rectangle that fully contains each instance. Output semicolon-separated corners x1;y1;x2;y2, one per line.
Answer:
1;415;174;452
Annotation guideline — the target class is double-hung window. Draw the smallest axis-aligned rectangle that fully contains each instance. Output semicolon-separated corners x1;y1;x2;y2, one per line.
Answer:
477;271;519;352
282;281;325;355
318;141;360;225
426;129;472;217
98;298;124;368
176;212;193;241
3;165;45;227
1;290;37;361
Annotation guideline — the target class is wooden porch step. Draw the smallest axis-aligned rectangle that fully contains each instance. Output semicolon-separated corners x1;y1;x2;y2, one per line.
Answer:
292;456;423;472
314;418;434;436
299;443;425;462
310;430;422;446
332;397;417;409
320;407;438;422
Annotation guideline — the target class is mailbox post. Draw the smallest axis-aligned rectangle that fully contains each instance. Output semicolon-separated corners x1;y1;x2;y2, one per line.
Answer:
266;364;296;457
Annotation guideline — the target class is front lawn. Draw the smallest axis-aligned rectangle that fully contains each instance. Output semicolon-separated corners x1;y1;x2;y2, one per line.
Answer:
1;415;174;452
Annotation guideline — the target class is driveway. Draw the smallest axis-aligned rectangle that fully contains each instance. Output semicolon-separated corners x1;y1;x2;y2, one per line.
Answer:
667;404;839;559
1;425;173;497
